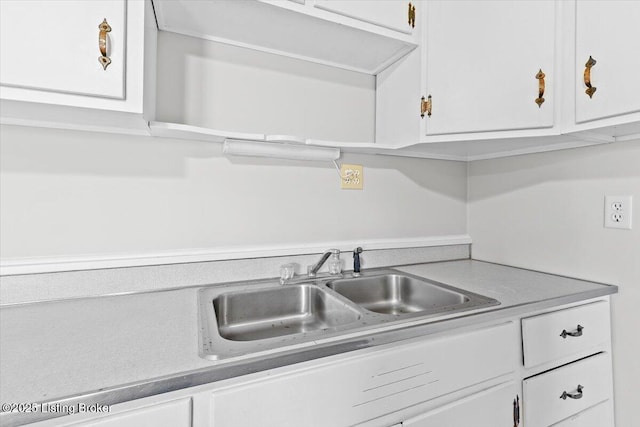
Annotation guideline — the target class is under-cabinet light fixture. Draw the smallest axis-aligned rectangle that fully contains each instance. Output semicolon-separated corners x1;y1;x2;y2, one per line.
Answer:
223;139;346;181
223;139;341;162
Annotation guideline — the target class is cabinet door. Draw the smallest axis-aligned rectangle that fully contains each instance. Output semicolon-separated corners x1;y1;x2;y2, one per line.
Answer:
211;323;516;427
35;398;192;427
314;1;415;35
402;382;517;427
0;0;126;99
423;1;556;136
575;1;640;123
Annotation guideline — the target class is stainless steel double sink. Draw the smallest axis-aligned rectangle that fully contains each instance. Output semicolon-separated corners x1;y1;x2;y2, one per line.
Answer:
198;269;499;359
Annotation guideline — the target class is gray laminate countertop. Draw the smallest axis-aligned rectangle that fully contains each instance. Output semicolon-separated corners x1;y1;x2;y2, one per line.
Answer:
0;260;616;425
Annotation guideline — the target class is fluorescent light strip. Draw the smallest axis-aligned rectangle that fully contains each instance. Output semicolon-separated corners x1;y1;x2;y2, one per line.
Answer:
223;139;340;162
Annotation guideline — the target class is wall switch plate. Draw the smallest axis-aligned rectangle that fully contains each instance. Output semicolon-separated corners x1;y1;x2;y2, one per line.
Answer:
340;164;363;190
604;195;632;229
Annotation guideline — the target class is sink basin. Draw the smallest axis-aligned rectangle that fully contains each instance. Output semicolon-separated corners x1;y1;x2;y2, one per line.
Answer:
198;269;500;359
327;274;495;316
213;284;361;341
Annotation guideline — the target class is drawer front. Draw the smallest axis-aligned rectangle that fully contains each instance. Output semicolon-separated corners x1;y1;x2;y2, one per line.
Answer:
523;353;612;427
551;400;613;427
212;322;517;427
522;301;610;368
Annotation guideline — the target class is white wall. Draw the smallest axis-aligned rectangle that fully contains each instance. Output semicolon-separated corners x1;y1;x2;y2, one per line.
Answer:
468;140;640;427
0;124;467;259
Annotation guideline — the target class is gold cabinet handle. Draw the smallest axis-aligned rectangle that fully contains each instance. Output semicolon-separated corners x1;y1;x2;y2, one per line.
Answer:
408;2;416;28
584;56;597;98
535;69;546;107
98;18;112;70
421;95;432;118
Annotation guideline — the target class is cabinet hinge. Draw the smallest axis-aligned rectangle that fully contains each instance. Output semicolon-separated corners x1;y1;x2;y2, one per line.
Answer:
408;2;416;28
420;95;432;118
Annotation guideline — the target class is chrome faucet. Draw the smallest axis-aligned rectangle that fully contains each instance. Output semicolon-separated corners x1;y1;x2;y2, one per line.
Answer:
308;249;339;277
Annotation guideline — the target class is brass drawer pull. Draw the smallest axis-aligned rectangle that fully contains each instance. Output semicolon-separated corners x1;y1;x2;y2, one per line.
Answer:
98;18;112;70
560;324;584;339
420;95;432;118
584;56;597;98
560;384;584;400
535;69;546;107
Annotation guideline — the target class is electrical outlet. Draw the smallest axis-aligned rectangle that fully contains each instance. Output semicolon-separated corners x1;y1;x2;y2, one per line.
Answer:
604;195;633;229
340;164;363;190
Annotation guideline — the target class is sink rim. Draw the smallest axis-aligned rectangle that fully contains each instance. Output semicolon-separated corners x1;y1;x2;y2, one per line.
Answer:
198;268;500;360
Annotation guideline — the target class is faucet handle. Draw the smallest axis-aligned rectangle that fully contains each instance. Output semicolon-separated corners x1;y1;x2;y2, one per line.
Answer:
279;263;295;284
328;249;341;274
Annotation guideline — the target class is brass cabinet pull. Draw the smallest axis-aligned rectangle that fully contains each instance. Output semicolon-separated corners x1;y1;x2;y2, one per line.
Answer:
98;18;112;70
421;95;432;118
584;55;597;98
408;2;416;28
535;69;546;107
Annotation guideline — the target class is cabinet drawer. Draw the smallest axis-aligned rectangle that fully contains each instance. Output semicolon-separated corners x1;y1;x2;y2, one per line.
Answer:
522;301;610;368
212;322;517;427
551;400;613;427
523;353;612;427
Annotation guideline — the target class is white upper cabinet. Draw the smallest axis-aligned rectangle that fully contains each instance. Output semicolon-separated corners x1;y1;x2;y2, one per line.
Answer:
0;0;156;133
2;1;637;159
423;0;556;136
313;1;418;37
574;1;640;124
152;0;417;75
0;1;126;99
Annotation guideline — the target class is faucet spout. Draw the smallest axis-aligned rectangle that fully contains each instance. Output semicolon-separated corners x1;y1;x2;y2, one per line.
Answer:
308;249;339;277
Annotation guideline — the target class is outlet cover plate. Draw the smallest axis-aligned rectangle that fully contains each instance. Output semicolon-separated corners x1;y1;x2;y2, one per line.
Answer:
340;164;363;190
604;195;632;229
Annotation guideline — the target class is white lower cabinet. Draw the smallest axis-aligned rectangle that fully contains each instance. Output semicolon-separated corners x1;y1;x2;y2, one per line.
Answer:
520;299;614;427
73;399;191;427
211;322;517;427
30;398;192;427
401;382;517;427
